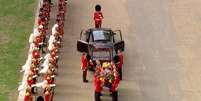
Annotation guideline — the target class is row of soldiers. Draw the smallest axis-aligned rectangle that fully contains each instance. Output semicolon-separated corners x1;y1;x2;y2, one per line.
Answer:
18;0;67;101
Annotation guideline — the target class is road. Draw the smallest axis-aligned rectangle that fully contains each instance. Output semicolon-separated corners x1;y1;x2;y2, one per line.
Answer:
54;0;201;101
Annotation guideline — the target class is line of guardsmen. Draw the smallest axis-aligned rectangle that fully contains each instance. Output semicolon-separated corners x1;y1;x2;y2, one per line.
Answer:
18;0;67;101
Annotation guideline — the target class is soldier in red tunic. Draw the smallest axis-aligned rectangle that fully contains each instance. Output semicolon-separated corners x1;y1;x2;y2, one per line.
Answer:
81;53;88;82
32;49;40;59
27;74;34;87
111;72;120;101
44;73;54;85
58;20;64;40
24;87;33;101
117;49;123;80
94;4;103;28
30;64;38;81
30;64;39;76
38;10;46;26
27;73;37;94
48;63;57;75
50;50;58;64
44;85;52;101
94;76;102;101
31;58;40;67
111;72;120;92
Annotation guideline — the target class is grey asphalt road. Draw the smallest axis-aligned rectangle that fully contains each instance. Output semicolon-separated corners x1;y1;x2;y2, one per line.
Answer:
54;0;201;101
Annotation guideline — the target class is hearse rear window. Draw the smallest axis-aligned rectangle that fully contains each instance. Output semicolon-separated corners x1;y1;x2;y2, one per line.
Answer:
93;30;111;41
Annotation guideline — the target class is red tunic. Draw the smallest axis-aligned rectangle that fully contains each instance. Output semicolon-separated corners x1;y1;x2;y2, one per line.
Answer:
24;95;29;101
117;53;123;69
36;35;43;44
111;76;120;92
95;78;102;92
24;93;32;101
32;50;40;59
27;79;33;87
50;52;57;61
81;54;88;70
45;92;50;101
94;11;103;22
34;42;39;49
94;11;103;26
31;68;38;75
38;18;45;26
45;76;54;84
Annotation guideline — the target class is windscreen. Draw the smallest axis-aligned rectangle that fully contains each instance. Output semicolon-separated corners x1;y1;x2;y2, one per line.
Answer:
92;50;111;61
92;30;111;41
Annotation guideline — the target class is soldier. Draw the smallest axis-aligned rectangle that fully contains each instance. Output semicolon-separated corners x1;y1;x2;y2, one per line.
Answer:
27;74;34;87
24;87;33;101
32;48;40;59
38;11;45;27
111;72;120;92
58;21;64;40
44;73;54;85
31;58;40;67
117;49;123;80
94;4;103;28
30;64;38;82
37;25;47;53
26;73;37;94
49;63;57;75
94;76;102;101
111;72;120;101
50;49;58;63
81;52;88;83
44;85;52;101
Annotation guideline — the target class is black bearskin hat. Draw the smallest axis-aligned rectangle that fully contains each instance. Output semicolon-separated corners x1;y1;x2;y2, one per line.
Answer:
95;4;101;11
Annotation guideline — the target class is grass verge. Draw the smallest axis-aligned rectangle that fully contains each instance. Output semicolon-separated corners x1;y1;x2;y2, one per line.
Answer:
0;0;37;100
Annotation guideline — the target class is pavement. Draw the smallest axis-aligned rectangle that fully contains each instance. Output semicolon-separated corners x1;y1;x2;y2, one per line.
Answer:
53;0;201;101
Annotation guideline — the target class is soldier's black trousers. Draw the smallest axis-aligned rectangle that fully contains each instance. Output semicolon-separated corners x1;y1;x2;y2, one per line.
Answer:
118;68;122;80
112;91;118;101
94;91;101;101
83;70;87;82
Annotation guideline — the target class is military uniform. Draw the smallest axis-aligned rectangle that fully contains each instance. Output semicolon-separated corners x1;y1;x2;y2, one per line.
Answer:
81;53;88;82
94;11;103;28
44;86;51;101
117;50;123;80
94;77;102;101
94;5;103;28
24;92;33;101
24;87;33;101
